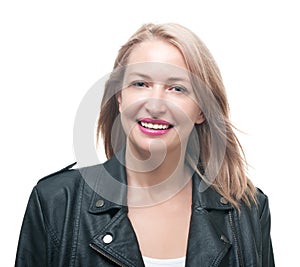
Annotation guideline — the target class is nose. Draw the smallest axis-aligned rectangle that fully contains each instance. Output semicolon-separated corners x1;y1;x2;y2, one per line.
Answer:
144;84;167;118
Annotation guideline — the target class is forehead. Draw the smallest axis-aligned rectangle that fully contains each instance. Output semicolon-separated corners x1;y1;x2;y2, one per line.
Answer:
124;40;190;83
123;63;190;85
127;40;187;70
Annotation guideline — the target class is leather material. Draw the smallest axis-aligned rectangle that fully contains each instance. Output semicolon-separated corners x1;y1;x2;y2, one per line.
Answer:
15;155;275;266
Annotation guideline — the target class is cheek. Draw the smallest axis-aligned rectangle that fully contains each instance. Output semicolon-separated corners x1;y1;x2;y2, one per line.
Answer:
178;101;201;123
119;97;144;133
173;106;197;134
119;90;141;111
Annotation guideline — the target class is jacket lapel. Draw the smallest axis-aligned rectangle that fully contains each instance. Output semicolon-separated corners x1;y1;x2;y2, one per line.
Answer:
186;207;232;267
90;208;145;267
186;175;233;267
87;153;145;266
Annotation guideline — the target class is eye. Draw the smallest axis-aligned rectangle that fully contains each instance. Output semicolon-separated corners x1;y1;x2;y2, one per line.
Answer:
169;85;187;93
131;81;148;88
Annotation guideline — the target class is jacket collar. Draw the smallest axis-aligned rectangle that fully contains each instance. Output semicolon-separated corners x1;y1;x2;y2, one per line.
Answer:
192;175;233;210
86;151;233;213
87;153;127;214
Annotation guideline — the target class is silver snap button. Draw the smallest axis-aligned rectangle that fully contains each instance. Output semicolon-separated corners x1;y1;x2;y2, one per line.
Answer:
220;197;228;205
95;199;105;208
102;234;113;244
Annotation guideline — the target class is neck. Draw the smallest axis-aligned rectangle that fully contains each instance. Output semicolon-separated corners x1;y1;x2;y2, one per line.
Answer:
125;142;192;207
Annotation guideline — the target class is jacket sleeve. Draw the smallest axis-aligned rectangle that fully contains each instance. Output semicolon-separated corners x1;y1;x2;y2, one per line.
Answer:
15;187;49;267
259;193;275;266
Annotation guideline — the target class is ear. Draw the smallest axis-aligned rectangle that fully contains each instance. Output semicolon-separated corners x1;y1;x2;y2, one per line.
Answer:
117;93;122;112
195;111;205;125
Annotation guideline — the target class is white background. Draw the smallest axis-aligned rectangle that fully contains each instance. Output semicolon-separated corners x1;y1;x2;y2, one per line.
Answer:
1;1;299;265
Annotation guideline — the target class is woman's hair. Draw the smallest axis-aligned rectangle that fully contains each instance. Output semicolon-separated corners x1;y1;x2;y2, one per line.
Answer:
97;23;257;208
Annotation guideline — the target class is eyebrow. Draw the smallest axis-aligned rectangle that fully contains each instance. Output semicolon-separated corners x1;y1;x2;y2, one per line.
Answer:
126;72;190;83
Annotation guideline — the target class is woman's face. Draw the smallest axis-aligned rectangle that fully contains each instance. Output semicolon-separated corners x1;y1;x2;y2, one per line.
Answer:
118;40;204;159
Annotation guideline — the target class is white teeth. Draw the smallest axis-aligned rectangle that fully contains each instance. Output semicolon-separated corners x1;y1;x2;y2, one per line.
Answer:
140;121;169;130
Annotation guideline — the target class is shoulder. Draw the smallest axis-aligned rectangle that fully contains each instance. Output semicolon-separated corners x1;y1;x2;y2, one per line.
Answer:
34;162;109;200
31;162;108;218
35;162;81;194
255;187;268;203
30;163;83;211
255;187;271;219
239;187;271;221
238;187;271;219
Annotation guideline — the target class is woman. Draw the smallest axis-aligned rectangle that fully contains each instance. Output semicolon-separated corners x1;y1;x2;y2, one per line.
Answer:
15;23;275;266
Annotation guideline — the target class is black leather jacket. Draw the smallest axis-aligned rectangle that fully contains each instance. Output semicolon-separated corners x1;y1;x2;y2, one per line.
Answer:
15;155;275;266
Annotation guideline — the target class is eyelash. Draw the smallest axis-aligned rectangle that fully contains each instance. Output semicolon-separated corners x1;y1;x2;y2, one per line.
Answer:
169;85;187;93
130;81;187;93
131;81;148;87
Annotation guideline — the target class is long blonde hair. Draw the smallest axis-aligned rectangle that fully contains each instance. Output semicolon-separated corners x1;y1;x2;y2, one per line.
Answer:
97;23;257;208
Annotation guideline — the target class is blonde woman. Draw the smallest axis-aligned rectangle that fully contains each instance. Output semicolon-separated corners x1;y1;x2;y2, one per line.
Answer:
16;23;275;266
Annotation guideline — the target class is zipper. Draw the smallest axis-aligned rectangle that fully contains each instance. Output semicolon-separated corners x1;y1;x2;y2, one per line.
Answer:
228;210;243;267
89;243;125;267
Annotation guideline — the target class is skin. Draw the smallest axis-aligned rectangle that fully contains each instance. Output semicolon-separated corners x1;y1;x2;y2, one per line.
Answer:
117;40;205;259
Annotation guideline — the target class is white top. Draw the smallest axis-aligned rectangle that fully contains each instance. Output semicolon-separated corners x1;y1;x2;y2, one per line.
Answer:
142;256;186;267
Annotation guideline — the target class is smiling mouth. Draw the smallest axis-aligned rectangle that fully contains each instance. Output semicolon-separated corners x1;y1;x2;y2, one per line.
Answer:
139;121;172;130
137;119;173;133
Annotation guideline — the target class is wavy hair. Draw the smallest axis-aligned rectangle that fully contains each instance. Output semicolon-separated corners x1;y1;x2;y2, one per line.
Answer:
96;23;257;208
